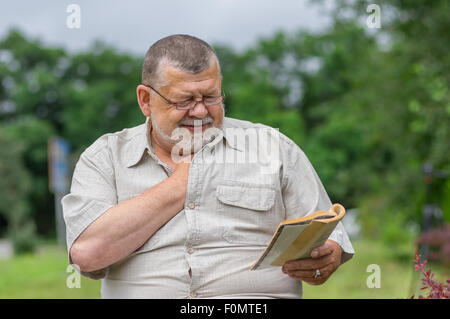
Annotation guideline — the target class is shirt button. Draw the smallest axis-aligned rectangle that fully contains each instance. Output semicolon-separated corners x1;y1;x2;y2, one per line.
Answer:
187;247;195;254
190;291;197;298
187;202;195;209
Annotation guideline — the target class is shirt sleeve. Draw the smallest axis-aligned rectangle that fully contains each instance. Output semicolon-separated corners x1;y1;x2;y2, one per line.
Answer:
61;141;117;279
281;137;355;265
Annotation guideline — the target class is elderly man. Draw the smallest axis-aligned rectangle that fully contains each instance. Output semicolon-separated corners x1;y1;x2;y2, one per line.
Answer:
62;34;354;299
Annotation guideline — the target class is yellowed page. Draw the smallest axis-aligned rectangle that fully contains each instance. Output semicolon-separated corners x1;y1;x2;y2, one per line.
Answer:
271;220;338;266
251;223;310;270
250;204;345;270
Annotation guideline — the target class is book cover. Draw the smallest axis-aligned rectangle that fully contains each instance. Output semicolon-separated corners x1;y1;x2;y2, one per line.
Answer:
250;203;346;270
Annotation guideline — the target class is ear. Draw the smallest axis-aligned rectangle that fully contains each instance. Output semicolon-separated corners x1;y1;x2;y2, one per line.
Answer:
136;84;152;117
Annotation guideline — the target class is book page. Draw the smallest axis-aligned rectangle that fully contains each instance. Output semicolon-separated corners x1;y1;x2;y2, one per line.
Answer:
313;221;338;247
272;220;339;265
251;220;340;270
250;204;346;270
254;224;310;269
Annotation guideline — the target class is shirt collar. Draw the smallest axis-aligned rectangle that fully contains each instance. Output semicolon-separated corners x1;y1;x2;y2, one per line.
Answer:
125;119;152;168
221;118;244;152
125;116;242;168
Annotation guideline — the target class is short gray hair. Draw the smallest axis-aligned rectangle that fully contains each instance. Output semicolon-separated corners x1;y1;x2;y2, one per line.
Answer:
142;34;221;88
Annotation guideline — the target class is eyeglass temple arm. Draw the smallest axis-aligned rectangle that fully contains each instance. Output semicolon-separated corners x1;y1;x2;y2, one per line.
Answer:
146;85;173;104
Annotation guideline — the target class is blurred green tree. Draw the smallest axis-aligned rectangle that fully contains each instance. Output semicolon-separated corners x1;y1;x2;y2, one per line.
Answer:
0;30;143;242
0;0;448;248
0;127;36;253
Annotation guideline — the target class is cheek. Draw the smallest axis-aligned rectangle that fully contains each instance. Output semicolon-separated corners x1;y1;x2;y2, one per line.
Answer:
210;104;224;126
172;110;188;126
157;109;186;130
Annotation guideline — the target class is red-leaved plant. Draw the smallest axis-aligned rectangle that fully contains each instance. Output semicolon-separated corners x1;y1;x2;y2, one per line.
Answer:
411;248;450;299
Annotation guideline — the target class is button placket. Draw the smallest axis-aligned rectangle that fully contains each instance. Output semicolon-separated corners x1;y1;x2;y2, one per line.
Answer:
184;159;196;293
184;152;207;297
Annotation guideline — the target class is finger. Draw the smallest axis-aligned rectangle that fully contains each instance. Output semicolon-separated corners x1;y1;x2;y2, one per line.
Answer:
286;261;334;279
283;257;329;272
310;242;334;259
287;270;325;285
285;269;316;278
283;255;333;272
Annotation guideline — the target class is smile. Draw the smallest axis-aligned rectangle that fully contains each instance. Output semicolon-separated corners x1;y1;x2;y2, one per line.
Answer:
180;123;211;133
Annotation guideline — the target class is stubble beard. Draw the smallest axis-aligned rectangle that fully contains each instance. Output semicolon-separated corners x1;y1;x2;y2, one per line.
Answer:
150;105;224;156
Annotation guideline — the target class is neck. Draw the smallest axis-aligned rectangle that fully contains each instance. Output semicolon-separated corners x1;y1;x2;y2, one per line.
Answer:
147;121;177;170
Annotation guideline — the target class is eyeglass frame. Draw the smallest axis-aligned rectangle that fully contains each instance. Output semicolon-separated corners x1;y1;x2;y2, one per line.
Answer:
143;84;225;110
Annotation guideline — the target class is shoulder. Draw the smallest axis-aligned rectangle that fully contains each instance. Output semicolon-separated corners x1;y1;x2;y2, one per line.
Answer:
76;124;146;174
222;116;305;155
81;123;146;159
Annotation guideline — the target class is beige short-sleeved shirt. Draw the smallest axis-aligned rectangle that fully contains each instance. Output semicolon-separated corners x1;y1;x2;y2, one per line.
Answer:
62;116;354;299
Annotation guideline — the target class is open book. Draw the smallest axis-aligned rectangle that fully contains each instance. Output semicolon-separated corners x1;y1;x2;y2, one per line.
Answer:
250;203;346;270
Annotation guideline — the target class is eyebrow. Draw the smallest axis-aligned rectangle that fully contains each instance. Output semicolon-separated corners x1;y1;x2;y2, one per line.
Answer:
172;93;193;99
205;89;221;95
173;89;220;99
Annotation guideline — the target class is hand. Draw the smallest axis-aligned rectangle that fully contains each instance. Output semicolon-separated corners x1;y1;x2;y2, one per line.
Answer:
170;154;192;192
281;240;342;285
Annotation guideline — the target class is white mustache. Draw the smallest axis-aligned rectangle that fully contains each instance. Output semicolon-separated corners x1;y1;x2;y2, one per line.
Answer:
178;117;213;126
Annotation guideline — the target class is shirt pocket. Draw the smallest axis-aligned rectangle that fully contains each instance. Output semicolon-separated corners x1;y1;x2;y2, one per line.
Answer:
216;184;276;245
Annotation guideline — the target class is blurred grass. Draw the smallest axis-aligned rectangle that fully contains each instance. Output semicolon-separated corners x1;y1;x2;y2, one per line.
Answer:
303;238;450;299
0;245;101;298
0;238;448;298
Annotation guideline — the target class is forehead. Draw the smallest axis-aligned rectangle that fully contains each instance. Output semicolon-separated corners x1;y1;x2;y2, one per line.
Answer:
161;60;221;95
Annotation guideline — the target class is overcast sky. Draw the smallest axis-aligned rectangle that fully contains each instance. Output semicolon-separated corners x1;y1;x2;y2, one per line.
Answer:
0;0;333;56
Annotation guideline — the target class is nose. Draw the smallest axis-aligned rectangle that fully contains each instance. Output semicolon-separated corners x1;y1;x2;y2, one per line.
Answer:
187;100;208;118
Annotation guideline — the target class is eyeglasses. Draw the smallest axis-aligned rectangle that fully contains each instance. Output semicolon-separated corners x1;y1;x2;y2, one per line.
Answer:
144;84;225;110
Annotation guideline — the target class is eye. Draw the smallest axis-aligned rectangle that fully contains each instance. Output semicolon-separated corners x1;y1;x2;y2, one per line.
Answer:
174;99;194;107
204;96;221;105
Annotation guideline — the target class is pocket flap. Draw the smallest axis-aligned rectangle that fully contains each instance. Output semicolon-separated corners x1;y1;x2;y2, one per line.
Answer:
216;185;275;211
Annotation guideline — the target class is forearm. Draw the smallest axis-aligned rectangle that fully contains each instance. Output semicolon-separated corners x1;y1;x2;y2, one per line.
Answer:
70;174;186;272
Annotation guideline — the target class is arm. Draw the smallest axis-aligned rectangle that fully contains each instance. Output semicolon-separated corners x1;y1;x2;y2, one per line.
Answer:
70;161;190;273
279;137;354;284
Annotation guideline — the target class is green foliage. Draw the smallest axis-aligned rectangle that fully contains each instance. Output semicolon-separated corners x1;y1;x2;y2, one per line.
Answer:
379;213;416;249
442;180;450;222
215;43;306;146
9;219;38;255
0;30;144;242
0;128;36;254
0;0;448;247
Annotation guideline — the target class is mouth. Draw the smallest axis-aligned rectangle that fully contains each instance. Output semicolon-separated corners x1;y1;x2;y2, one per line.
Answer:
180;123;211;133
